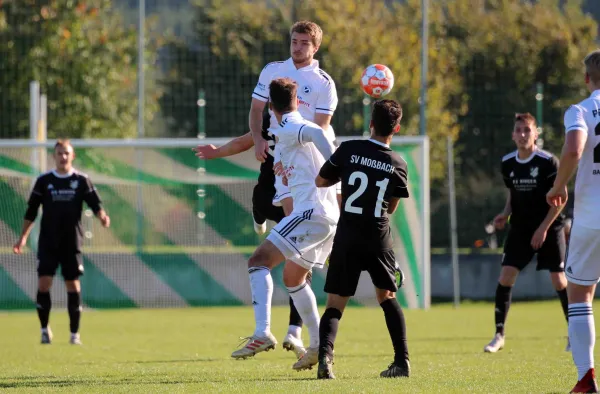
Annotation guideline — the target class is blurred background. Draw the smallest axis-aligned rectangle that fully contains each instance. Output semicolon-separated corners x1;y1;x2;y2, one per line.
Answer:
0;0;598;307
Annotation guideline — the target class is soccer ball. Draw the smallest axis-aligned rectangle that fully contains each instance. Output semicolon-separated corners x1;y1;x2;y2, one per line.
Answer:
360;64;394;98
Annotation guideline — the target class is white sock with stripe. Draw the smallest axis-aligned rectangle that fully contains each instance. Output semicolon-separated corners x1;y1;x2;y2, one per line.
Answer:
287;281;320;348
568;302;595;380
249;267;273;338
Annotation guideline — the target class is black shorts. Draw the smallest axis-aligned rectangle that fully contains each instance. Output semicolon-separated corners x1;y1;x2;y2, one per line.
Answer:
502;226;566;272
252;184;285;224
37;248;84;280
324;245;397;297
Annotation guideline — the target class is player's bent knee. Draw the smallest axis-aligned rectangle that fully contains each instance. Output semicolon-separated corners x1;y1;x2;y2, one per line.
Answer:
498;266;519;287
325;294;349;312
375;288;395;304
64;280;81;293
282;261;309;287
247;240;282;269
567;281;596;304
38;276;53;292
550;272;567;290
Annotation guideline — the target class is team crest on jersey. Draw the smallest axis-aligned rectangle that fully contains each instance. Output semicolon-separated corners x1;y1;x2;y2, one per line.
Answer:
303;85;312;94
530;167;539;178
509;171;514;178
47;184;54;190
70;180;79;189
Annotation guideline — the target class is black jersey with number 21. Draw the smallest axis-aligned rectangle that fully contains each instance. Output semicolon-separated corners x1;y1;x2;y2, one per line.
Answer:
319;139;409;251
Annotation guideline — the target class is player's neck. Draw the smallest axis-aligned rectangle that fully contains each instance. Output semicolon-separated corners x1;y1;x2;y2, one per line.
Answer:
293;58;313;69
275;110;297;124
54;166;72;175
517;146;536;160
370;135;392;147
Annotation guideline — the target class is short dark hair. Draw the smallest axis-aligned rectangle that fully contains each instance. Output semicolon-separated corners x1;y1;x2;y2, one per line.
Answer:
514;112;537;128
371;100;403;137
269;78;297;113
54;138;72;151
290;21;323;47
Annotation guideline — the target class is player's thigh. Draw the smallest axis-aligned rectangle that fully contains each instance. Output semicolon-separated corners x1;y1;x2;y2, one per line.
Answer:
536;227;566;273
366;249;398;295
324;244;363;297
60;252;84;281
248;239;285;269
267;212;335;270
37;248;60;279
501;227;535;271
564;224;600;286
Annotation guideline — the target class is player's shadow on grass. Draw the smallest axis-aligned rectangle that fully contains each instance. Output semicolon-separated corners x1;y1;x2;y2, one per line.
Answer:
0;374;316;388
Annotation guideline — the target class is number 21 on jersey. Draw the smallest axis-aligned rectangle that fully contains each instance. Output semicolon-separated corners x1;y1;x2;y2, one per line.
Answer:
344;171;389;217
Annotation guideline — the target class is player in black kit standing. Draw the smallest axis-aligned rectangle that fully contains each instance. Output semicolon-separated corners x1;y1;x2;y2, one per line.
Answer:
483;113;568;353
314;99;410;379
13;139;110;345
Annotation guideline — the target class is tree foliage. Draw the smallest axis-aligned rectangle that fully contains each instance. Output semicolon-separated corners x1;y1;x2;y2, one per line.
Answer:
0;0;159;139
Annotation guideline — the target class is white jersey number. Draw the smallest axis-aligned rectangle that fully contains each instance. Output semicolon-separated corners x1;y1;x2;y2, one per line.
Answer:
344;171;390;217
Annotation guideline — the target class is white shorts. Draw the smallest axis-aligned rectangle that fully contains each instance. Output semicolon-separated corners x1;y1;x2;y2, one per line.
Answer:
272;176;291;206
267;209;336;270
565;224;600;286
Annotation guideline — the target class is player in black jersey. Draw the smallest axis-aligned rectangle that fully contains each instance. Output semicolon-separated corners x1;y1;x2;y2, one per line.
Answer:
192;112;310;359
483;113;568;353
315;99;410;379
13;139;110;345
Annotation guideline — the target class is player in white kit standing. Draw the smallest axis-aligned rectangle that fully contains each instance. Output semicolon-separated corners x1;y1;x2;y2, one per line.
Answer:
547;50;600;393
231;78;339;372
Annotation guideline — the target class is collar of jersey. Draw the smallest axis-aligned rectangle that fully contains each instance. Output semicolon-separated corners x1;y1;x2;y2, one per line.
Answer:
285;57;319;71
591;90;600;99
51;169;74;178
368;138;390;148
280;111;302;126
515;149;537;164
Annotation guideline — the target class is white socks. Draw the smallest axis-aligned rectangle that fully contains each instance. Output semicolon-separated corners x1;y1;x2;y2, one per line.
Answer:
287;325;302;338
568;303;595;380
249;267;273;338
287;282;320;348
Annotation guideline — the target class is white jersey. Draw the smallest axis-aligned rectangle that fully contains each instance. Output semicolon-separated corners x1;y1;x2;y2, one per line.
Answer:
273;111;339;221
563;89;600;229
252;58;338;132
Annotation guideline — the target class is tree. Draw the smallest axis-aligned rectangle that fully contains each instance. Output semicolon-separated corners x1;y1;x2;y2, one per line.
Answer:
0;0;159;139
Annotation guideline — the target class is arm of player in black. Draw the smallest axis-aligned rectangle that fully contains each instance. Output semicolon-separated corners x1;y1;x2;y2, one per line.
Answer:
193;132;254;160
316;142;343;188
14;178;44;254
83;178;110;228
532;157;566;249
387;160;409;214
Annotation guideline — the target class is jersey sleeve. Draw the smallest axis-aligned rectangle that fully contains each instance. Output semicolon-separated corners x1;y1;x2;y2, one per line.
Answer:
315;78;338;116
501;160;512;188
24;177;44;221
392;160;409;198
564;105;588;133
318;143;345;181
251;64;275;102
82;176;102;214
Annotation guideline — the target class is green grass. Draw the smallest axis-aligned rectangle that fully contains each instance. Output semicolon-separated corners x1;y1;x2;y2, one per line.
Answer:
0;301;583;393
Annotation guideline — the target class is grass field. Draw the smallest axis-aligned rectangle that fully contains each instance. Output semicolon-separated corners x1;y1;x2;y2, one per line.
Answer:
0;301;585;393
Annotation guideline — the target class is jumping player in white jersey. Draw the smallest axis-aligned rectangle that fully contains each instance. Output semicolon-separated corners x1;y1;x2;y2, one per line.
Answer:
231;78;339;372
547;50;600;394
249;20;338;214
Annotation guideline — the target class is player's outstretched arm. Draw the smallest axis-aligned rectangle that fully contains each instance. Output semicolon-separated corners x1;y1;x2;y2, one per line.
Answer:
301;125;335;160
193;132;254;160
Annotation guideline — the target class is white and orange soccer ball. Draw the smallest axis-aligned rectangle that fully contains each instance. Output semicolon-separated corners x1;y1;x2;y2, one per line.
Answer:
360;64;394;98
